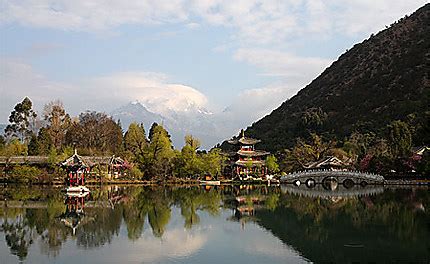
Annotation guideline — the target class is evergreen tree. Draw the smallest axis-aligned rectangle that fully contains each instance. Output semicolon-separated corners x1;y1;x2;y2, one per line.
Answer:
145;124;175;179
179;135;203;178
124;123;148;160
27;134;39;155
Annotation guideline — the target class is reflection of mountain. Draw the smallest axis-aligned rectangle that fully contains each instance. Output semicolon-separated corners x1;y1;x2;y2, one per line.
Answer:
253;189;430;263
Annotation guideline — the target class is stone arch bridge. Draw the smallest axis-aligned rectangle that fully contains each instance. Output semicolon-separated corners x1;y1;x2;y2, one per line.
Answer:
280;170;385;189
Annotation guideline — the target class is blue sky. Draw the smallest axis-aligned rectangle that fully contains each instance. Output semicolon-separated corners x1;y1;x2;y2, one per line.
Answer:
0;0;427;123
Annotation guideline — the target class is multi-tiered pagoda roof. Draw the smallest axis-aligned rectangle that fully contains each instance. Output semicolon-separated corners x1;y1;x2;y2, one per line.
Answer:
226;130;270;178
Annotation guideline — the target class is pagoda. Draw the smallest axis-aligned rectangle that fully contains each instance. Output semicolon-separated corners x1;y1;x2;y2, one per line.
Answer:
61;149;92;187
227;130;270;180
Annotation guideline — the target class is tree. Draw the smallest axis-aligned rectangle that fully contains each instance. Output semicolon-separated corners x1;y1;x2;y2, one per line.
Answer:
3;138;27;156
177;135;203;178
288;133;336;168
65;111;123;154
201;148;224;177
124;123;148;161
28;127;53;155
27;134;39;155
266;154;280;174
184;135;201;150
387;120;412;158
5;97;37;142
144;123;175;179
43;100;71;150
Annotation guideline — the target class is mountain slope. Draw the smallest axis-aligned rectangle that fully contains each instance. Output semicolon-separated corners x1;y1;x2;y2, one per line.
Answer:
243;4;430;151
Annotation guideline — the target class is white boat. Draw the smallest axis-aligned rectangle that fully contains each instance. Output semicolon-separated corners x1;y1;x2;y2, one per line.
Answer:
66;185;90;194
200;180;221;185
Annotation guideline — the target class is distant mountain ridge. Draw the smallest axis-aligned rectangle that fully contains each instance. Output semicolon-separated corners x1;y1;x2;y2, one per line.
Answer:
111;101;237;149
240;4;430;151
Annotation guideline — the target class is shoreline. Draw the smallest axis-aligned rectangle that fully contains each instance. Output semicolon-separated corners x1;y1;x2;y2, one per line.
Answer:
1;178;429;186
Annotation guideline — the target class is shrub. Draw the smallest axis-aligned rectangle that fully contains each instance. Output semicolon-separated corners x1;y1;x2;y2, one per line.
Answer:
9;165;42;183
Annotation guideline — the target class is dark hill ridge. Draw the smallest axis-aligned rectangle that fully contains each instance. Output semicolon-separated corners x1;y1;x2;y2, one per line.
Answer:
242;4;429;151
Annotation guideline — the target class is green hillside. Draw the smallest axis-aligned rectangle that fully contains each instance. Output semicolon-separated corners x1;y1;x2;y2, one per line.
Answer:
241;4;429;152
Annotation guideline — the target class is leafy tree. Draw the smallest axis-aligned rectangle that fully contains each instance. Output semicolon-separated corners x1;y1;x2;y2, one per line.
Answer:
5;97;37;142
266;154;280;174
387;120;412;158
27;134;39;155
201;148;224;177
144;123;176;179
65;111;123;154
184;134;201;150
28;127;53;155
285;133;336;169
177;135;203;178
124;123;148;161
3;138;28;156
43;100;71;150
343;132;376;160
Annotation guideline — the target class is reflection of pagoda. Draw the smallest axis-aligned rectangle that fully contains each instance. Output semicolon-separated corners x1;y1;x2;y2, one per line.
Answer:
59;193;92;235
227;130;270;180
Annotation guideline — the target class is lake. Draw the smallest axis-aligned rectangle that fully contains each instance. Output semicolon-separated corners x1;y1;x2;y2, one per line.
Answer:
1;184;429;263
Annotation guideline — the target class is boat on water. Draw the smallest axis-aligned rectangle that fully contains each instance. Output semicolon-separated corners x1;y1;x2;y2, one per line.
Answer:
65;185;91;194
200;180;221;185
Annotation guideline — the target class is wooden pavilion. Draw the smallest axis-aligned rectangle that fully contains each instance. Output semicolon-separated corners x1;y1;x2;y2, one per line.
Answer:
107;155;131;179
60;150;92;186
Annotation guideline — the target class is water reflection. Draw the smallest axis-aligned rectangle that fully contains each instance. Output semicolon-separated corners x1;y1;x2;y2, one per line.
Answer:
0;184;429;263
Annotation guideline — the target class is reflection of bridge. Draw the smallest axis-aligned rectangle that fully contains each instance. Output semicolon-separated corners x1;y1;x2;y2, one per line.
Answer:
281;184;385;198
280;170;385;188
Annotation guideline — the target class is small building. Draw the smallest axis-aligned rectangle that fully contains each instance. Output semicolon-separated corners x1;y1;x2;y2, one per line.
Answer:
60;150;92;186
107;155;131;179
304;156;348;170
226;131;270;180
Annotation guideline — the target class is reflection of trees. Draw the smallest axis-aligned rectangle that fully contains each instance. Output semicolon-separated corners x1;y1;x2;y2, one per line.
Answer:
173;187;221;229
77;206;122;248
122;188;148;240
1;216;34;261
253;188;430;263
4;185;427;262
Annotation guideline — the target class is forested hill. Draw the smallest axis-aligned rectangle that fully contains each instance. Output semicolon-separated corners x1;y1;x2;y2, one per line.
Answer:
241;4;429;151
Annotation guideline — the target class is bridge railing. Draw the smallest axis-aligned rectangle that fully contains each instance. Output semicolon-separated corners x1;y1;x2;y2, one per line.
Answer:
281;169;384;182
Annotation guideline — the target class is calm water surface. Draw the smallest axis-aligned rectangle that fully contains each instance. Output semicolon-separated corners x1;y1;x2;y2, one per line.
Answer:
1;184;429;263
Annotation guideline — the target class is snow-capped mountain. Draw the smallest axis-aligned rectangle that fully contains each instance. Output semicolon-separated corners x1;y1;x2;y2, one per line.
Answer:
110;101;230;149
111;101;165;131
111;99;260;149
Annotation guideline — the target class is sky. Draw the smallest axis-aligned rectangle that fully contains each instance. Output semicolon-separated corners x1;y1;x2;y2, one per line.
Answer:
0;0;428;123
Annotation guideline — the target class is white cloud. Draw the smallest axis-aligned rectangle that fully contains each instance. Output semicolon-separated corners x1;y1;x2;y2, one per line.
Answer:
1;0;427;43
0;59;75;121
217;83;297;137
185;22;201;30
92;72;209;115
0;59;209;121
123;228;208;263
234;48;332;87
